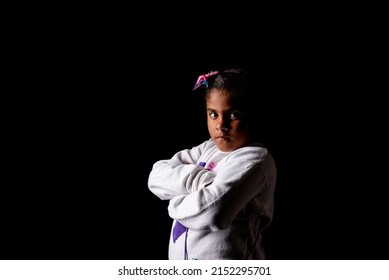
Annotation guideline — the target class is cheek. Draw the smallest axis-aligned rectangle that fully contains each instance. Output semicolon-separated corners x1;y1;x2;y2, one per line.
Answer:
232;122;252;138
235;124;251;135
207;121;217;135
235;119;251;130
207;121;214;130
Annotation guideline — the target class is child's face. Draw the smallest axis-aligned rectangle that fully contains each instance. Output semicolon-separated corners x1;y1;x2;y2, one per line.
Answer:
206;89;253;152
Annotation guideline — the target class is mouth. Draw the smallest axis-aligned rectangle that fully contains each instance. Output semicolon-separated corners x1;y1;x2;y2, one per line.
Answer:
215;135;230;140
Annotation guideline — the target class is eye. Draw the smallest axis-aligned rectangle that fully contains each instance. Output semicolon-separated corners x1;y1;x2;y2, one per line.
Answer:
230;111;241;119
209;112;218;119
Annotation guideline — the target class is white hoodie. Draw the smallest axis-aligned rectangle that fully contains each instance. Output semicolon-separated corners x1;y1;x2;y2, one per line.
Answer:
148;138;276;260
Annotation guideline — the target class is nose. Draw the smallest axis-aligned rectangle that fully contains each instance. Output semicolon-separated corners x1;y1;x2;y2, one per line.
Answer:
216;122;228;132
216;116;229;131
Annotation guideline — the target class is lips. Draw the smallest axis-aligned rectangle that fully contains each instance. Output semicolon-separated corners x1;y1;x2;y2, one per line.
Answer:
216;135;230;140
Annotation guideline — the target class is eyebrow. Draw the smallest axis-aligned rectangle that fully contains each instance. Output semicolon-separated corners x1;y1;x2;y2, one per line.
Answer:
206;107;239;113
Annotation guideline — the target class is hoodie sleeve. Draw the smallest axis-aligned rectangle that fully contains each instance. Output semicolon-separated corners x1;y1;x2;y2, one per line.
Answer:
148;140;217;200
167;146;277;231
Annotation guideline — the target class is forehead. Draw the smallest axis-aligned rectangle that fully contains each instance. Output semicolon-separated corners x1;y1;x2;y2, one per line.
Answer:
206;89;247;112
206;90;233;107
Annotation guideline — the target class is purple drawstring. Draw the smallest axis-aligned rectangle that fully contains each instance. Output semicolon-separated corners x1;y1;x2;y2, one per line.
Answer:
184;228;189;260
173;221;189;259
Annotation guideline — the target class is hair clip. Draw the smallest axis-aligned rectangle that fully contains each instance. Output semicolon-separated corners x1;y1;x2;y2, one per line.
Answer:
193;71;219;90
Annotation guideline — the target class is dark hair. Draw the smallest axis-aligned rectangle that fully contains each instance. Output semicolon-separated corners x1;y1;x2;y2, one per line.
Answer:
204;68;263;129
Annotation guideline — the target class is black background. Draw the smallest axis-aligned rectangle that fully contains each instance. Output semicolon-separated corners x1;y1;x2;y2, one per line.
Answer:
2;10;387;260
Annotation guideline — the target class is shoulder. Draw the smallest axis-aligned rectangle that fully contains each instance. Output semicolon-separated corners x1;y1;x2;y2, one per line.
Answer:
230;144;269;161
225;144;276;170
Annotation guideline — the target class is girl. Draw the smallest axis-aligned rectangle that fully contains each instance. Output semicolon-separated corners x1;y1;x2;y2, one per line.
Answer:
148;67;277;260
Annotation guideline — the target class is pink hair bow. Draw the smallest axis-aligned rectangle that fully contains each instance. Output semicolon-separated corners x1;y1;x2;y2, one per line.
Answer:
193;71;219;90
